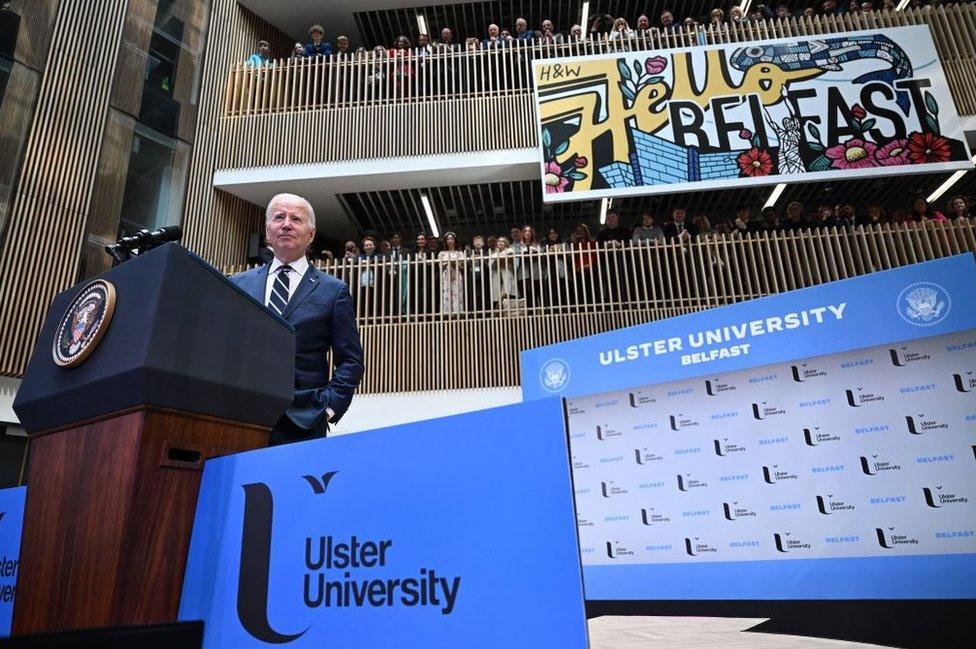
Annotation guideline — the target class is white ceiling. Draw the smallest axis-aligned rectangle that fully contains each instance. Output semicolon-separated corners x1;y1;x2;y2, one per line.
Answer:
238;0;472;45
214;148;539;239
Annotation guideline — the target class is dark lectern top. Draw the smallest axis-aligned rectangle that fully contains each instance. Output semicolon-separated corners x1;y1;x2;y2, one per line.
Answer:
14;243;294;432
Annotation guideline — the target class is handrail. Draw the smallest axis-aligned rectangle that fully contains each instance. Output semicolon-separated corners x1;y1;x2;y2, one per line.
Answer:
224;220;976;393
224;6;976;118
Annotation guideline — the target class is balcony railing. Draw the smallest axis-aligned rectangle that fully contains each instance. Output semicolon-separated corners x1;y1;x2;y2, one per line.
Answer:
223;219;976;393
217;5;976;168
226;6;976;116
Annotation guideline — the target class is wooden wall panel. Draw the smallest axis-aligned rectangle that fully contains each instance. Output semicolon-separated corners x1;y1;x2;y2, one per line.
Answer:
0;62;40;243
179;0;292;268
0;0;129;377
7;0;60;73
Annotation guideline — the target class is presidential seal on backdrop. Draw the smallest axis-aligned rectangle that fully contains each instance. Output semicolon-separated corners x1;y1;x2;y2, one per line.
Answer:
53;279;117;368
896;281;951;327
540;358;571;393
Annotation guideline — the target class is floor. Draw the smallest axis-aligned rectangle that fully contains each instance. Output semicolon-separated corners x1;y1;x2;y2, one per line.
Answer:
588;617;896;648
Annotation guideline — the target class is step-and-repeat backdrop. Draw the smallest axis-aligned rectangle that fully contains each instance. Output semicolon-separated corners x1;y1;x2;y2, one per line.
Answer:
523;254;976;599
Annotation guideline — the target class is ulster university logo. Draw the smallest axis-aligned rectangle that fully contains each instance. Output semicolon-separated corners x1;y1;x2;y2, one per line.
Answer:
888;345;932;367
237;480;316;643
876;526;919;548
751;401;786;420
53;279;117;368
922;485;969;508
953;371;975;393
905;413;949;435
790;363;827;383
704;378;735;396
236;472;462;643
845;387;886;407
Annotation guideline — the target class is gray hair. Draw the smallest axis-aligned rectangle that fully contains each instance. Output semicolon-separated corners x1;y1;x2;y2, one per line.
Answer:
265;193;316;226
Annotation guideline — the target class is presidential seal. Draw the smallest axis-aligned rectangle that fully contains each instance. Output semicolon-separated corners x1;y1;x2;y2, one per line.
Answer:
896;281;951;327
53;279;117;368
540;358;571;393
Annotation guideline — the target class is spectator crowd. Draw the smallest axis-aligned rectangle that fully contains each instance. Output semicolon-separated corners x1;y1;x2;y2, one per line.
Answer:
300;194;974;317
246;1;959;66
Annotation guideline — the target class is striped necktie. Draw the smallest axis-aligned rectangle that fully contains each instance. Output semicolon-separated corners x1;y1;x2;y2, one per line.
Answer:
267;265;292;315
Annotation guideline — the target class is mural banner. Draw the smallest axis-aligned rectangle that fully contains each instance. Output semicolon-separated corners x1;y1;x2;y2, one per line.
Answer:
533;26;972;202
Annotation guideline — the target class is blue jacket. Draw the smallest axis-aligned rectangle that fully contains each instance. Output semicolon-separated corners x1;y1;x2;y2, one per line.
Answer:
304;41;333;57
230;263;364;434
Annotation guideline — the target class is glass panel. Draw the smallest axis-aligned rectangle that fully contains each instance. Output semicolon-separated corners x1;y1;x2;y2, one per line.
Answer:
79;110;189;279
111;0;210;142
118;120;189;235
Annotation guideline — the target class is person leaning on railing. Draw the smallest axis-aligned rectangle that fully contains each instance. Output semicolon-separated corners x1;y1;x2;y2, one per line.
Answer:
608;17;633;40
544;229;571;307
540;19;563;44
570;224;598;305
246;40;273;68
467;235;491;312
489;237;518;310
437;27;459;52
663;208;698;241
632;212;665;243
514;17;535;41
483;24;505;49
911;197;948;222
517;225;548;308
388;36;415;93
304;24;332;57
948;196;973;220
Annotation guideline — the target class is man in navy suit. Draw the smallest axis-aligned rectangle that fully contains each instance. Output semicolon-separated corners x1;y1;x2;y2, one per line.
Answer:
231;193;364;445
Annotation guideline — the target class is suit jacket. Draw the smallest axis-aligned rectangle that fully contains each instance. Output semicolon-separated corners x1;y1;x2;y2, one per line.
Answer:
663;220;698;240
230;263;364;435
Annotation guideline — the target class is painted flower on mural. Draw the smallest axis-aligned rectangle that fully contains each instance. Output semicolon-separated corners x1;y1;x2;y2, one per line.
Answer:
907;131;952;165
543;161;570;193
644;56;668;76
824;138;878;170
875;139;910;167
850;103;868;120
737;147;773;177
575;157;588;168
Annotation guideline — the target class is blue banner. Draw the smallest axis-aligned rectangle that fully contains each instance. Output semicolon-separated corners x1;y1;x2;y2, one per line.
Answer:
522;255;976;400
521;256;976;601
0;486;26;637
179;398;588;648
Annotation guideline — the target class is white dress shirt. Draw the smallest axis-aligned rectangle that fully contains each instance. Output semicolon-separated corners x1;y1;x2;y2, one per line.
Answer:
264;255;310;306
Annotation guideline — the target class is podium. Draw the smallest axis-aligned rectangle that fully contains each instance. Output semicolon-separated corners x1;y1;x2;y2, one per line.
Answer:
11;243;294;635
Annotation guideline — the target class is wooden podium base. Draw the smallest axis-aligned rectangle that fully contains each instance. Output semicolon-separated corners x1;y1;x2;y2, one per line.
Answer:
12;406;268;635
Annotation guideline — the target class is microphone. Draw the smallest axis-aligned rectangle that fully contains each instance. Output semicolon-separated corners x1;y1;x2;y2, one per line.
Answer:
105;225;183;263
116;225;183;251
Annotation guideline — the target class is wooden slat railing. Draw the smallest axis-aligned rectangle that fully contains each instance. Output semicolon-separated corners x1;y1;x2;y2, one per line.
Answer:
223;219;976;393
224;6;976;117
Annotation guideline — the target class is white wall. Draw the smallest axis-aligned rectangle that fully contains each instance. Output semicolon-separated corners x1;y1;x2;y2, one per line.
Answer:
333;387;522;435
0;374;522;434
